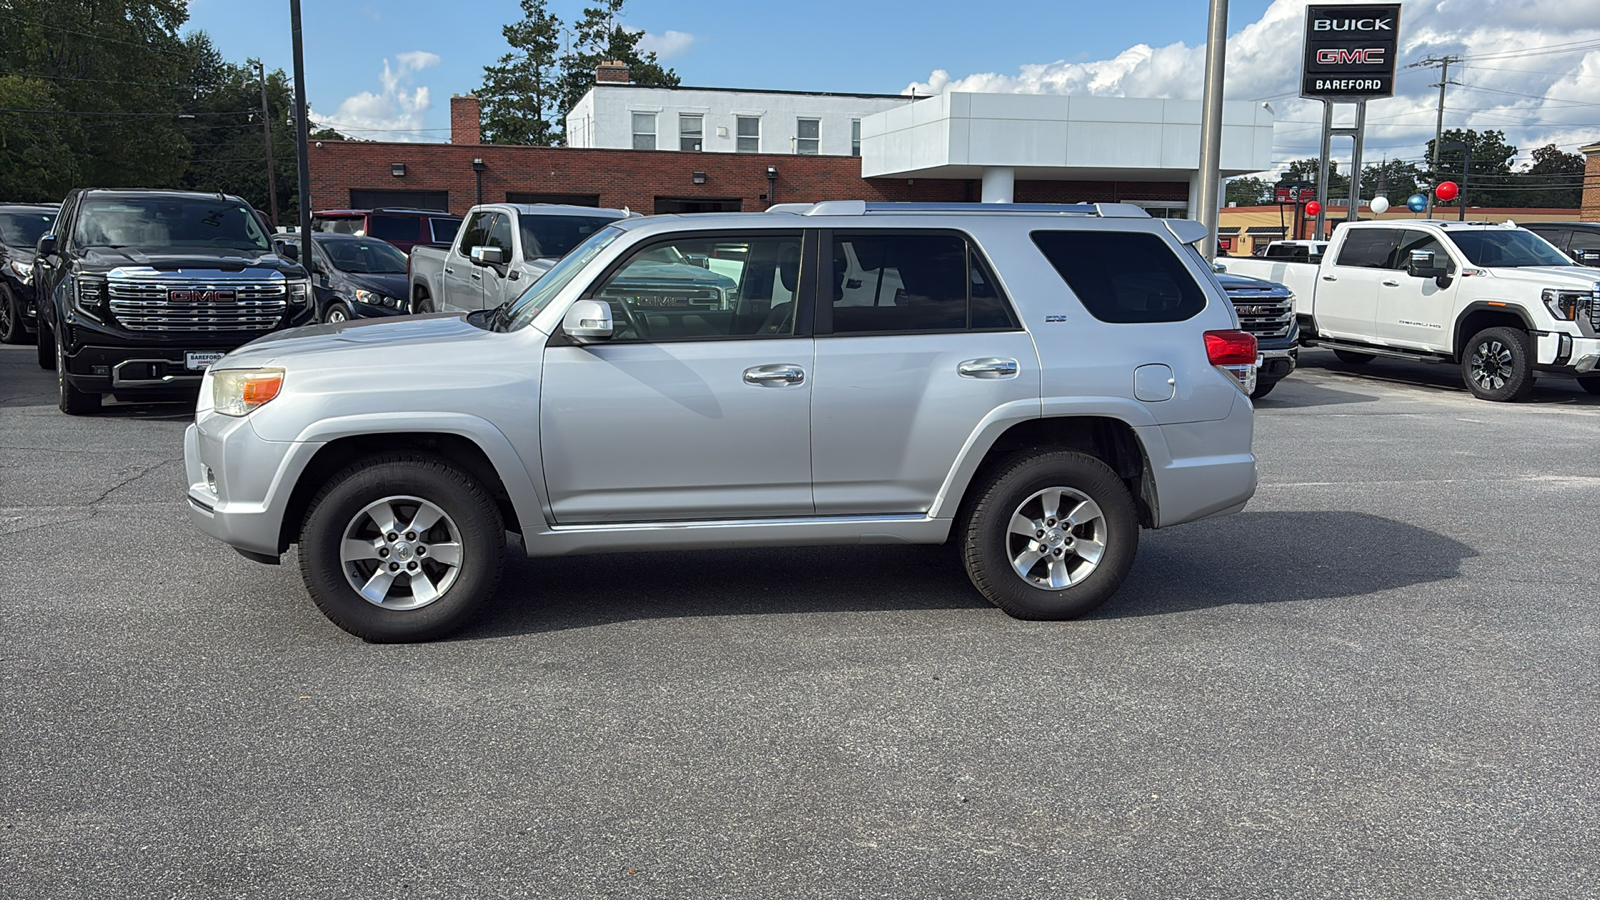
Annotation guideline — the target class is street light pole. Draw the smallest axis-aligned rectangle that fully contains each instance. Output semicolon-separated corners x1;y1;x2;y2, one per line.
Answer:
290;0;312;271
1195;0;1229;259
255;60;280;228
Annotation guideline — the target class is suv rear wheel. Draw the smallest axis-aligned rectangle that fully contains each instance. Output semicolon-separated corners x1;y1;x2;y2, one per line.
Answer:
0;284;25;344
1462;326;1534;402
298;453;505;642
959;450;1138;620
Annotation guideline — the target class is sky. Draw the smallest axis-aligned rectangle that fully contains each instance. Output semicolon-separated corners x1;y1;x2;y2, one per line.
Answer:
184;0;1600;177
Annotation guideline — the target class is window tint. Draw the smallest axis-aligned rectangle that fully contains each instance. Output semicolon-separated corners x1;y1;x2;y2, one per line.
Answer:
1335;229;1400;268
519;215;616;260
74;197;270;251
1447;229;1572;267
1569;229;1600;254
829;233;1014;333
1389;231;1452;271
590;233;803;341
366;215;417;242
485;214;512;253
0;211;56;248
430;217;461;243
455;212;492;257
1030;230;1206;324
323;239;408;274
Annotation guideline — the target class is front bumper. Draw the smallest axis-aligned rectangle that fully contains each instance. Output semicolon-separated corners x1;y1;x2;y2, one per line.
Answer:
185;418;323;558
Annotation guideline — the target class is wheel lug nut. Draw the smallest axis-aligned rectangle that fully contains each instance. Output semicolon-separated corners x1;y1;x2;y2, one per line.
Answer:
405;532;416;541
1036;529;1044;538
416;546;426;556
387;532;398;542
407;561;417;571
1046;518;1056;526
388;562;400;571
378;548;389;558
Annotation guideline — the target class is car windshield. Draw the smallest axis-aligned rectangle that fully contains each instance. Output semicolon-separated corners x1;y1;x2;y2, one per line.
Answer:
1447;229;1572;268
518;215;619;260
0;211;57;248
500;226;623;332
74;197;271;251
321;238;408;274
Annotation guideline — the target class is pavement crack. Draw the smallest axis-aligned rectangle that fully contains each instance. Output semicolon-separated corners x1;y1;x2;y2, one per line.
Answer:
87;455;184;507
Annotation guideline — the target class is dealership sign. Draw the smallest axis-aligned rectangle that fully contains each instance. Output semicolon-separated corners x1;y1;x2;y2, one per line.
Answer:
1300;4;1401;99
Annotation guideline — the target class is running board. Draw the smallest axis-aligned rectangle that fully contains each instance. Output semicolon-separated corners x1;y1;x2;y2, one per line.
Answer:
1305;338;1452;365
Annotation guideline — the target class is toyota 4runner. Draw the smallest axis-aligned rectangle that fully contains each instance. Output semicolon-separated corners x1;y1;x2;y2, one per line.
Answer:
184;202;1258;641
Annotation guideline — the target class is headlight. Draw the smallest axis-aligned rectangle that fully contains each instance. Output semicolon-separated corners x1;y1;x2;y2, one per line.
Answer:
354;288;398;309
73;274;108;320
1543;288;1594;321
288;279;312;305
7;259;32;283
212;367;285;417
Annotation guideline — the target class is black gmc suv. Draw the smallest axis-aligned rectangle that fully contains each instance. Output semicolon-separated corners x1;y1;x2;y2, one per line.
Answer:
33;189;313;414
0;203;59;343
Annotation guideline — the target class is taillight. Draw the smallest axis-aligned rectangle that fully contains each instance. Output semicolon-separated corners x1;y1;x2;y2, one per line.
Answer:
1205;329;1258;396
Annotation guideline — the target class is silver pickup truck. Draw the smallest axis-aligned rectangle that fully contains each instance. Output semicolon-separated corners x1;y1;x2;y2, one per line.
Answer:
408;203;630;314
186;201;1259;641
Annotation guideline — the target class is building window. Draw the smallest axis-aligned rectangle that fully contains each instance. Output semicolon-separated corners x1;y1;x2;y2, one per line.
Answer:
851;119;861;157
631;112;656;151
679;113;704;152
796;118;819;155
736;116;760;153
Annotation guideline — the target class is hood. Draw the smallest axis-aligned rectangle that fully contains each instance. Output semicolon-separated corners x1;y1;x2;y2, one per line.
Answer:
342;271;409;298
218;312;492;369
81;245;300;273
1215;271;1289;294
1477;266;1599;290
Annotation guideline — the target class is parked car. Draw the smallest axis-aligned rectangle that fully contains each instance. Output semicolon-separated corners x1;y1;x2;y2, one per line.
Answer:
1216;270;1298;399
33;189;313;414
273;232;410;323
409;203;632;314
1221;219;1600;399
1260;240;1329;262
184;200;1258;642
0;203;59;343
311;208;462;255
1521;221;1600;267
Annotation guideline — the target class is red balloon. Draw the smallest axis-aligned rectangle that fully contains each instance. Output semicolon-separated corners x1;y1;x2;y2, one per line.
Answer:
1436;181;1459;201
1305;201;1323;217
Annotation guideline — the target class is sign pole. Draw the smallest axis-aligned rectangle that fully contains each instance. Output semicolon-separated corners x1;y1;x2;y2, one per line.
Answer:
1315;101;1332;240
1347;100;1366;222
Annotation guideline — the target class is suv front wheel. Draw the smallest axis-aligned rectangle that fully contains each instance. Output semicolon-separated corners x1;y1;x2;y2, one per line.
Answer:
959;450;1138;620
298;453;506;642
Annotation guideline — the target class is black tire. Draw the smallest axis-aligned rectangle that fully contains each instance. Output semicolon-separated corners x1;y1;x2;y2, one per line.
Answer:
298;453;505;642
37;318;54;370
1333;349;1375;364
322;301;353;324
1250;380;1276;400
1577;376;1600;396
411;292;433;315
55;332;101;415
0;284;24;344
1461;326;1534;402
958;450;1139;620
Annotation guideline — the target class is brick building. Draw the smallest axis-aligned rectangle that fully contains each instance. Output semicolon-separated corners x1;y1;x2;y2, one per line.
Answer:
1583;140;1600;220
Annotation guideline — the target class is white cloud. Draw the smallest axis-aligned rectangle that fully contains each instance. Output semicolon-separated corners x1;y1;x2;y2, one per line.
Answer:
324;51;442;142
634;29;696;60
904;0;1600;175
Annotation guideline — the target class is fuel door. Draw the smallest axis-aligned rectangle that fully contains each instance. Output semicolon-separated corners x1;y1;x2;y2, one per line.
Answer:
1134;364;1175;402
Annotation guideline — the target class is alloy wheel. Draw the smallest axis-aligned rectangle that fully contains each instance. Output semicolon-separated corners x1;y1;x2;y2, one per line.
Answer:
1005;486;1108;589
338;495;464;610
1470;339;1514;392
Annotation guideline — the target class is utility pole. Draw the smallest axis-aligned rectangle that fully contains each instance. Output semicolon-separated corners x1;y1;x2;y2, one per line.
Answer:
1410;55;1459;217
1195;0;1229;259
290;0;312;272
254;60;280;228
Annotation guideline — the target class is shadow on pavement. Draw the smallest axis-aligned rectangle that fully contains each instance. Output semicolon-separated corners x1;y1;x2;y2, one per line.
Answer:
466;510;1474;637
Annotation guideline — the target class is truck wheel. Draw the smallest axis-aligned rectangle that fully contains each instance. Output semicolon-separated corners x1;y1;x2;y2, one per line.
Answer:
322;301;352;324
1462;326;1534;402
37;319;54;370
411;294;433;315
1577;376;1600;396
298;453;505;642
0;284;23;344
55;334;101;415
1333;349;1375;364
958;450;1138;620
1250;380;1276;400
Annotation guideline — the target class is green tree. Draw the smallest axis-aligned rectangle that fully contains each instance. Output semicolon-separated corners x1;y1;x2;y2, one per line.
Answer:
1360;158;1422;205
1425;129;1517;207
1518;144;1583;209
478;0;563;145
1281;158;1349;199
555;0;680;143
1225;176;1271;206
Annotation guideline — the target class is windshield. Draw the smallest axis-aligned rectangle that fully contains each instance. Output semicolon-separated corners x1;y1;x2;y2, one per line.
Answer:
1447;229;1572;268
74;197;271;252
501;225;623;331
321;238;408;274
0;211;57;249
518;215;619;260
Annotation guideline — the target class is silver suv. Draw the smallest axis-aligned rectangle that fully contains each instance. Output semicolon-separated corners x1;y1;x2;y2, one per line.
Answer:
184;202;1258;641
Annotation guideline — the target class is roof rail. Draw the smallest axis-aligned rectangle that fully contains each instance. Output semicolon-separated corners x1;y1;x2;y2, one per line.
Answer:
769;201;1152;218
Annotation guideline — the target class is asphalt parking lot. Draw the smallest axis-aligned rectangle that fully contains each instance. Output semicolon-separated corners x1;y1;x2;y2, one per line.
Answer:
2;343;1597;899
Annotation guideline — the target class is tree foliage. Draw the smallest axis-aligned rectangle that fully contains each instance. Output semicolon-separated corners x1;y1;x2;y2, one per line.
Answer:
477;0;680;145
1224;176;1271;207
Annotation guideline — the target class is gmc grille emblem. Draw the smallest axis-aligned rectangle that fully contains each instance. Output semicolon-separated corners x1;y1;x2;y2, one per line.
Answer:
169;289;236;303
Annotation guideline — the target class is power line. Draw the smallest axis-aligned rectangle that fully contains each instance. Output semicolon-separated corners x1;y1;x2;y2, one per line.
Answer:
0;107;255;117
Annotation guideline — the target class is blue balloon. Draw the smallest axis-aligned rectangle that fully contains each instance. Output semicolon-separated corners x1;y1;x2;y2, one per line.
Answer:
1406;193;1428;212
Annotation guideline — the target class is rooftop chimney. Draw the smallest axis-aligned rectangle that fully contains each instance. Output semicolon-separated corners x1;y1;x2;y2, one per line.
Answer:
450;93;482;145
595;61;631;84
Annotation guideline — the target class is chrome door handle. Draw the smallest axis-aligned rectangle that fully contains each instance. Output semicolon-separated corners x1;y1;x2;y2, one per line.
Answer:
958;358;1019;378
1321;275;1337;281
743;363;806;386
1382;279;1400;287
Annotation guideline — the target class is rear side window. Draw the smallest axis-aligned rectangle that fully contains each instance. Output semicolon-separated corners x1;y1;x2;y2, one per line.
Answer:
827;232;1018;334
1030;230;1206;324
430;218;461;243
367;215;418;242
1335;229;1400;269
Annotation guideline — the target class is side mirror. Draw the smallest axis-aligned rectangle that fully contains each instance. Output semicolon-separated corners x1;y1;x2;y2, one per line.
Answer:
470;245;505;266
36;234;57;257
685;253;711;269
278;243;298;261
1577;248;1600;266
1212;262;1227;273
562;299;613;342
1406;249;1449;280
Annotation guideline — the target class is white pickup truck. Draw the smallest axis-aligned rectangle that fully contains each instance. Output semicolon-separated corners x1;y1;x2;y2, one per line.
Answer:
408;203;630;314
1220;220;1600;400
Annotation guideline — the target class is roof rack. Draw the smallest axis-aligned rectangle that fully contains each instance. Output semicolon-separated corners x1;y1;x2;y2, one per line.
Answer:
767;201;1151;218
